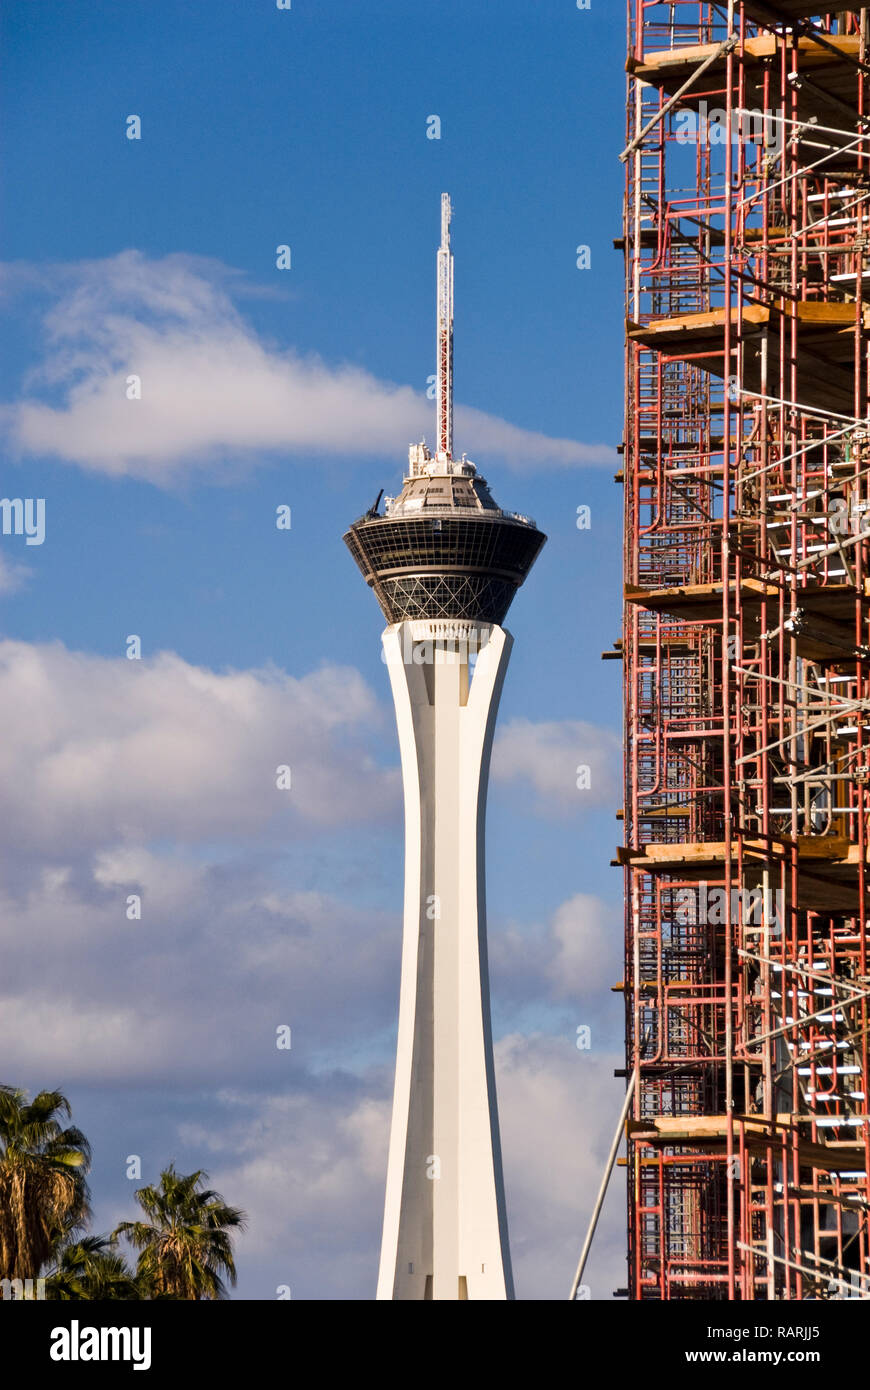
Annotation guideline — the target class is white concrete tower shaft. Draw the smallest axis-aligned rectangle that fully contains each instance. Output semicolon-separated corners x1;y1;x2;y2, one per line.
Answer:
377;621;514;1300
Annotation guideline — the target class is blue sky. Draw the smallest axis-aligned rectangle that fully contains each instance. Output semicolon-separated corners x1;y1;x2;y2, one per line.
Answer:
0;0;628;1299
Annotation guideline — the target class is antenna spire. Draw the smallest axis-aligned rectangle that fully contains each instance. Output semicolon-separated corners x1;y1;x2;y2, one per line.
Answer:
436;193;453;459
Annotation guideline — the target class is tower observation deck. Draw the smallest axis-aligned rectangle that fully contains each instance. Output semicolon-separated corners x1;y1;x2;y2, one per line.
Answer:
343;449;544;625
344;194;545;626
343;195;545;1301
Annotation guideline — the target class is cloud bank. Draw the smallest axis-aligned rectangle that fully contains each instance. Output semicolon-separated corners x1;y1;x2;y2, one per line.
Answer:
0;634;625;1296
1;252;616;484
0;638;397;855
493;716;621;812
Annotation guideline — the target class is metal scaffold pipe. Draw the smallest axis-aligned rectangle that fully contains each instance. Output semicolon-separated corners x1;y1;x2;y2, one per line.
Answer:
568;1068;637;1301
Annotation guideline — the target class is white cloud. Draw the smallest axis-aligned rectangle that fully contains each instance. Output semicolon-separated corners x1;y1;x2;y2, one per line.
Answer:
0;643;621;1087
493;892;622;1004
0;632;626;1297
548;893;619;998
0;638;397;854
0;850;403;1085
0;746;624;1297
0;252;616;483
0;834;621;1102
0;549;31;594
178;1085;390;1271
496;1034;627;1300
492;716;620;812
157;1035;627;1299
0;830;628;1295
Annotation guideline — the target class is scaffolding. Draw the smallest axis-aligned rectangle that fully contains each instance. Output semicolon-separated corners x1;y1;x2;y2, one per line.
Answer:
619;1;870;1299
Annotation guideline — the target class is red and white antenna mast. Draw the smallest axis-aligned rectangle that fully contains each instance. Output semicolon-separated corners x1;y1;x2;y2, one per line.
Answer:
436;192;454;459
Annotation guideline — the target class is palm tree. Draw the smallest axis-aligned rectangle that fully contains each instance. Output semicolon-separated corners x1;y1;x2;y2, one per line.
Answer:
115;1165;246;1300
44;1233;141;1300
0;1085;91;1287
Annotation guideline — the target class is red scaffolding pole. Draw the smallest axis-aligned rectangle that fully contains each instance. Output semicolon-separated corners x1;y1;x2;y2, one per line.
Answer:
619;1;870;1300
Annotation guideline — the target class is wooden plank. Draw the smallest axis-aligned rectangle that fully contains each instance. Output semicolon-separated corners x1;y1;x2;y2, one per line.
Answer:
791;301;861;326
624;582;865;659
628;302;863;342
628;304;769;339
633;33;860;81
628;1114;794;1139
624;835;854;866
625;578;780;604
627;1114;866;1172
625;580;723;601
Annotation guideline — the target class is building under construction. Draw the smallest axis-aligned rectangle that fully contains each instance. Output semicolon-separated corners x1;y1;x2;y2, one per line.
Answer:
619;2;870;1299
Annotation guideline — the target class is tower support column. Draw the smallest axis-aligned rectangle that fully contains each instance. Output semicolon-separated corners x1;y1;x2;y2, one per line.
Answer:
377;619;514;1301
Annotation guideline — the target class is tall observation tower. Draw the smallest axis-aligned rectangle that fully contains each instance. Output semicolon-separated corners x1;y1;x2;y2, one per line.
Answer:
344;194;545;1301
